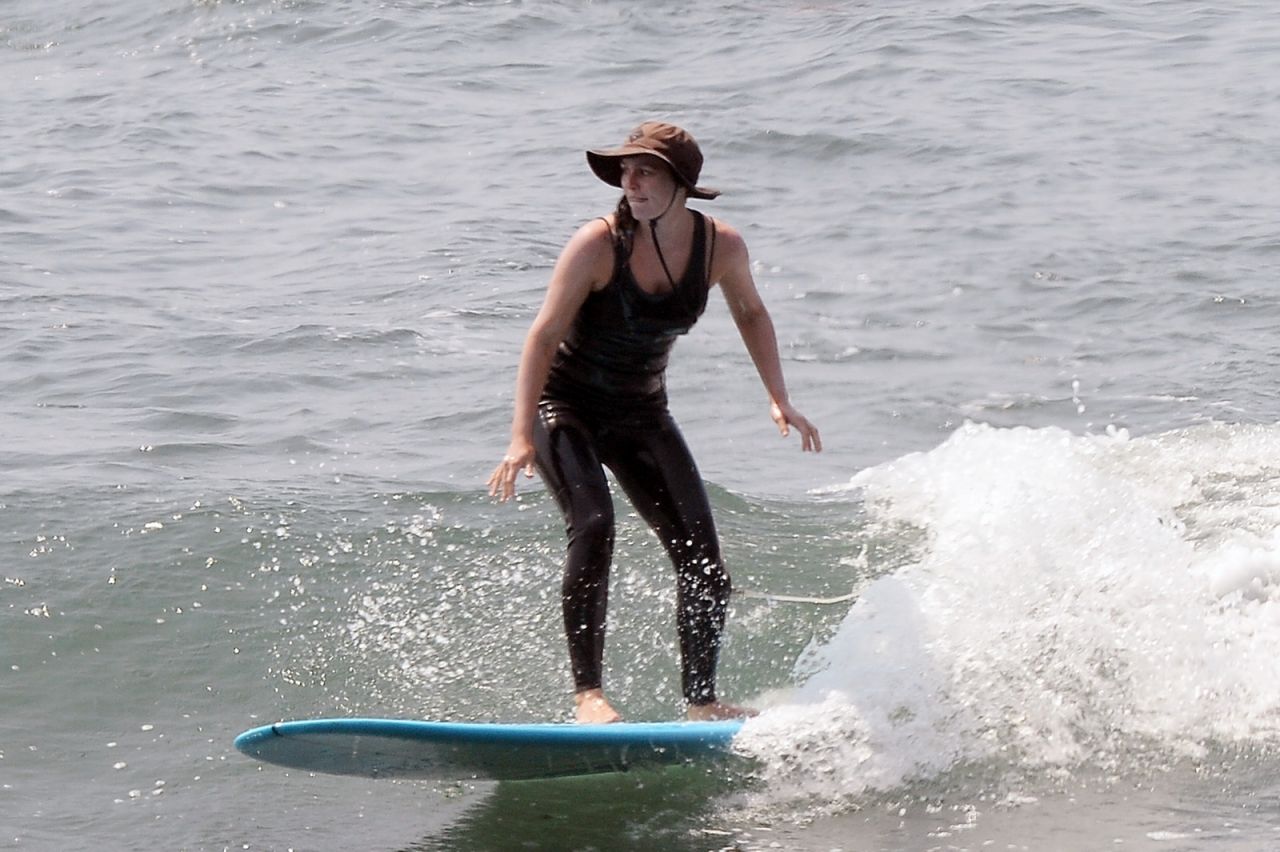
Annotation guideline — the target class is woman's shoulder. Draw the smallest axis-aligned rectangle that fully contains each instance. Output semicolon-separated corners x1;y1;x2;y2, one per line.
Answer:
702;213;745;246
565;215;617;248
561;216;617;256
550;216;618;291
698;214;751;288
702;214;748;263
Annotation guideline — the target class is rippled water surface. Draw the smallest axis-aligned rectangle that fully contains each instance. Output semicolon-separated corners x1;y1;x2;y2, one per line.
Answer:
4;1;1280;849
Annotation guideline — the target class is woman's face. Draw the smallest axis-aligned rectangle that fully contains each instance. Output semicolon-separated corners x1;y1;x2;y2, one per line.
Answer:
619;155;682;220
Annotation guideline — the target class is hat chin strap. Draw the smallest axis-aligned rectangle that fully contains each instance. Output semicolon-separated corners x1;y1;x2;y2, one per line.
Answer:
646;185;682;227
646;186;684;290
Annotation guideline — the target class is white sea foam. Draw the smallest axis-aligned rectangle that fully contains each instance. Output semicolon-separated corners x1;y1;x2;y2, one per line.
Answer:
736;422;1280;811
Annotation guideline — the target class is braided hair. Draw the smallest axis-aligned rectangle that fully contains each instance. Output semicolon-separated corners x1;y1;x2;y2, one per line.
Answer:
613;195;637;256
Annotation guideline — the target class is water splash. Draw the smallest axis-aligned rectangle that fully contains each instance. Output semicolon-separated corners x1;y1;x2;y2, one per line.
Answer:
736;421;1280;814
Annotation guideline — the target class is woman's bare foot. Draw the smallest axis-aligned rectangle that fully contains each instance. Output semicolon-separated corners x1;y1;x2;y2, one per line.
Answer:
574;688;622;724
686;700;759;721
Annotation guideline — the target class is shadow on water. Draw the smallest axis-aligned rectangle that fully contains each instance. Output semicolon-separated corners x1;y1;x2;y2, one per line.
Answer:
404;763;751;852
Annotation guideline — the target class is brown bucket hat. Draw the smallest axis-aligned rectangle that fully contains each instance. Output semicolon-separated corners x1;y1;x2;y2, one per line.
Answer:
586;122;721;200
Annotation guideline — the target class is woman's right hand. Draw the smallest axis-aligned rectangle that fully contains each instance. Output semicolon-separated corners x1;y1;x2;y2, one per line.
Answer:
488;437;537;502
487;220;612;504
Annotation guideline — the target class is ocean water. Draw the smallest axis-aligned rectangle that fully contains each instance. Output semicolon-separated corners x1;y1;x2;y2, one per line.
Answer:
4;1;1280;849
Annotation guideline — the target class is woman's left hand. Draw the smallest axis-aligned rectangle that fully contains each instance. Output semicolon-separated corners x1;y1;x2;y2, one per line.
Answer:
770;400;822;452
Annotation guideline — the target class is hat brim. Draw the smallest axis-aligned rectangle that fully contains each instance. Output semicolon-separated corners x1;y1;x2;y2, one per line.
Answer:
586;148;721;200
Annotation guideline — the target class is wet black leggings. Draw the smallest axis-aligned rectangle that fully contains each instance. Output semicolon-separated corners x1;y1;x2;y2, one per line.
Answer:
532;403;731;705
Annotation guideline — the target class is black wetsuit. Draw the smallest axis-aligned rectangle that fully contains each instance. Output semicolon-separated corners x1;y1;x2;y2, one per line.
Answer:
533;211;729;705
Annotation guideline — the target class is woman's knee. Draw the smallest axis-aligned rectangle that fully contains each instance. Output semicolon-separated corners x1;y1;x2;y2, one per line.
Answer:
567;505;615;563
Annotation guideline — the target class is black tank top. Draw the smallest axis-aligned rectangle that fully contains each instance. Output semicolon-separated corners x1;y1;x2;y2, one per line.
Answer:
543;211;714;414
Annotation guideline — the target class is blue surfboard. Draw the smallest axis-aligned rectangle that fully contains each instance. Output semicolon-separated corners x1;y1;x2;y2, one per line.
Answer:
234;717;745;781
